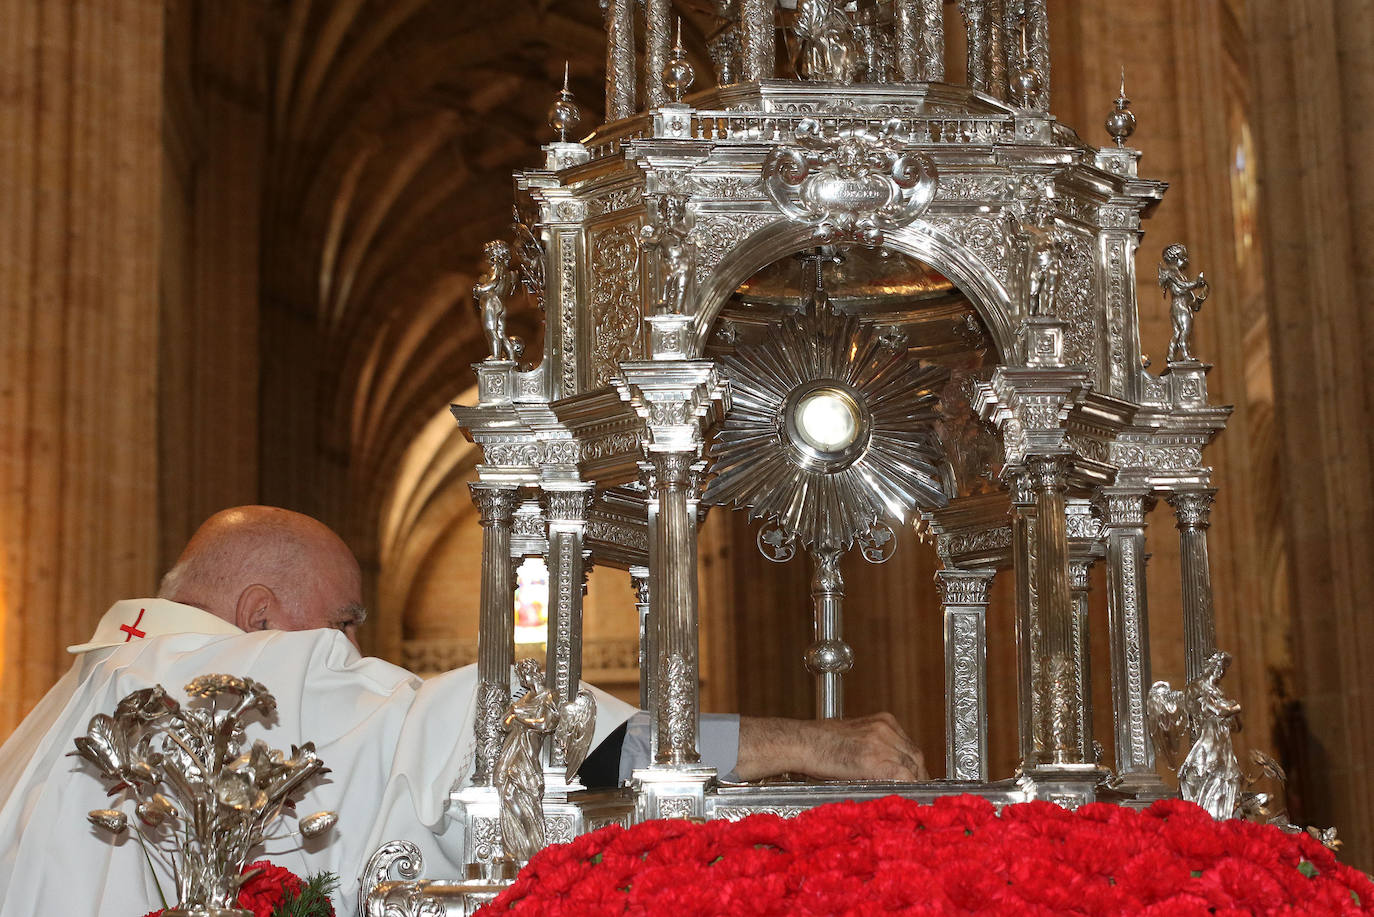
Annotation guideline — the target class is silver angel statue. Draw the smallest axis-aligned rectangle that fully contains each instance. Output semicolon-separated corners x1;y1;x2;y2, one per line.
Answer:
71;675;337;911
474;239;521;361
1159;243;1209;362
1148;651;1242;819
494;658;596;863
640;195;694;315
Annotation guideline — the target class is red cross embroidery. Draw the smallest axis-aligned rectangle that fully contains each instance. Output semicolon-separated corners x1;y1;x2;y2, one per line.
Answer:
119;608;147;642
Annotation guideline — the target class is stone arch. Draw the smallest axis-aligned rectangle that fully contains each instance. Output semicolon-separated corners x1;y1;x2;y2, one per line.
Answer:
689;219;1018;361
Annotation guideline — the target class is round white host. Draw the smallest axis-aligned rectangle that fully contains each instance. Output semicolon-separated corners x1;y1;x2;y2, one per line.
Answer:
794;389;860;452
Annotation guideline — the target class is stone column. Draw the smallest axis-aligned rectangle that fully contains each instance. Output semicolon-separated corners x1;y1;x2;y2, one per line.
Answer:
938;568;995;781
1169;489;1217;682
650;450;702;765
805;548;853;719
1010;470;1040;766
1069;558;1095;762
739;0;775;82
644;0;672;109
1098;488;1156;779
542;483;594;770
604;0;636;120
469;482;520;785
631;565;652;711
1029;454;1082;764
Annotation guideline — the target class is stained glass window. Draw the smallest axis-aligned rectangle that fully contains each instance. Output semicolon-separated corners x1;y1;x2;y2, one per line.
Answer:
513;557;549;645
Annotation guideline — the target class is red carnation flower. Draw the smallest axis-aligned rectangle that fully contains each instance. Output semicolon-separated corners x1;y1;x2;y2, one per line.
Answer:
237;860;305;917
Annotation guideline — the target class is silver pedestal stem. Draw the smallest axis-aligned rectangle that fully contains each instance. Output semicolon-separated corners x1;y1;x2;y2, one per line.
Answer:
1169;489;1217;682
805;547;851;720
739;0;775;82
1069;558;1095;762
631;565;653;711
604;0;636;120
1100;488;1156;777
543;484;594;770
938;568;994;781
469;482;520;785
651;450;702;766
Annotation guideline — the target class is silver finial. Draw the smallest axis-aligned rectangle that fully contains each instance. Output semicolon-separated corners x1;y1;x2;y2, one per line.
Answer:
1106;68;1137;148
662;18;696;103
547;61;581;142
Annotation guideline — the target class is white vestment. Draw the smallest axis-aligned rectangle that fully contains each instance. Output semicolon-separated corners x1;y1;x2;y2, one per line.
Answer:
0;599;635;915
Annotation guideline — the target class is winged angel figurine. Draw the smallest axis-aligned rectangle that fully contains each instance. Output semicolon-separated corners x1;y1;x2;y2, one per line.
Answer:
1148;651;1246;819
494;658;596;863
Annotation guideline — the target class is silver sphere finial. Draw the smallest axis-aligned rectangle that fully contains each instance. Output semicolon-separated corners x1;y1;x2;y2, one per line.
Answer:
662;18;695;103
547;61;581;142
1106;67;1137;148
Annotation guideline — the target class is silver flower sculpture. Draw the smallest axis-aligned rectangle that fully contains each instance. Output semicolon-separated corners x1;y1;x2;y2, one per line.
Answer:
71;675;337;910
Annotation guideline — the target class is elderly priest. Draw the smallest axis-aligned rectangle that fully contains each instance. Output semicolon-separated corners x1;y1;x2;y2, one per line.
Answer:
0;506;925;915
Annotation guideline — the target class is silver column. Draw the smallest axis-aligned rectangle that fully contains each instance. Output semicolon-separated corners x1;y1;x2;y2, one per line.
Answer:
959;0;989;92
1168;489;1217;682
895;1;920;81
1010;470;1039;767
1024;0;1049;109
644;0;671;109
631;565;652;711
938;568;995;781
918;0;944;81
739;0;775;82
986;0;1007;100
1069;557;1094;762
542;483;594;770
604;0;636;121
805;548;853;719
469;482;520;785
1030;454;1081;764
1099;488;1155;778
650;450;702;766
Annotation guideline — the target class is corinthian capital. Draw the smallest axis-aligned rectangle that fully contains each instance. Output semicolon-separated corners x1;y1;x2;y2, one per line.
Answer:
1167;489;1215;531
468;482;519;525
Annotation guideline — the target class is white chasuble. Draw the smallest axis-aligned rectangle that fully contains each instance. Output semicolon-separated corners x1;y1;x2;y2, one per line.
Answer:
0;599;635;915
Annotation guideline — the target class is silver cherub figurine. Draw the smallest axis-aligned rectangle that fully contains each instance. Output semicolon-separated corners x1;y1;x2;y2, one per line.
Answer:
639;195;694;315
1159;243;1210;362
493;659;597;863
474;240;521;361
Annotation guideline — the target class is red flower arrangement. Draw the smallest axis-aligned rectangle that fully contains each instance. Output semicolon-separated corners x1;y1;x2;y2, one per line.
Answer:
141;862;336;917
477;795;1374;916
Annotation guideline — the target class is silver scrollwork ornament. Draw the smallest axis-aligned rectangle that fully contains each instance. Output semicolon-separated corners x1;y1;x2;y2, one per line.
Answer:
762;118;937;248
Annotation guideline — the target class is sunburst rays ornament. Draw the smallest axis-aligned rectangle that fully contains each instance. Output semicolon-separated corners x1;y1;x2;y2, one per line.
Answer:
704;292;951;552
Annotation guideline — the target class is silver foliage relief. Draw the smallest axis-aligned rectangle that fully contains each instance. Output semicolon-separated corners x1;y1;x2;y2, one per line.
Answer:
949;611;984;779
588;222;643;386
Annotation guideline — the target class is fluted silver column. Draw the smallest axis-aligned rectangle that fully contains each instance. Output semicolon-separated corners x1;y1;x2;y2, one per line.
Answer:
469;482;520;785
1030;455;1081;764
739;0;775;82
644;0;671;109
1069;558;1094;762
650;450;702;766
939;568;995;781
1099;488;1155;778
805;548;852;719
604;0;636;120
542;483;594;770
1010;470;1039;766
1169;489;1217;682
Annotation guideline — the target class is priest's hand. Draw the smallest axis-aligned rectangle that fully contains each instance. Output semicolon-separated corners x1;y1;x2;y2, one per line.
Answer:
733;713;928;782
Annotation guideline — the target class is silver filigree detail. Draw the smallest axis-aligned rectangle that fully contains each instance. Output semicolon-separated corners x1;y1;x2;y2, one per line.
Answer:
589;222;644;386
658;796;696;820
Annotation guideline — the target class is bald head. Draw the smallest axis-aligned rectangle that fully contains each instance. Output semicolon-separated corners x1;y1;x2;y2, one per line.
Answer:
159;506;365;649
